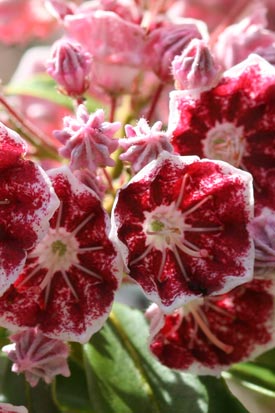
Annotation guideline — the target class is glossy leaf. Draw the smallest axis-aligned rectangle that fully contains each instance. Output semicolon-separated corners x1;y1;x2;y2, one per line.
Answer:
81;303;249;413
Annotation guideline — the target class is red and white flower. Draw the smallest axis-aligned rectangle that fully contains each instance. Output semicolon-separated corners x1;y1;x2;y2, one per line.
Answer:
0;167;122;343
147;279;275;374
169;54;275;210
3;327;70;387
0;122;59;295
111;151;254;312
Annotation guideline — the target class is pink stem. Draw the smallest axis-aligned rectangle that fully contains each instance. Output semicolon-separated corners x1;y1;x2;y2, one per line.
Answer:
146;83;164;123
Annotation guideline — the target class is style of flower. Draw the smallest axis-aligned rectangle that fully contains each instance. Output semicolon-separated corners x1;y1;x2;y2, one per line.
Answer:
54;104;120;172
248;207;275;276
169;54;275;210
119;118;173;173
0;167;121;343
0;403;28;413
147;279;275;374
2;327;70;387
111;151;254;312
0;122;59;295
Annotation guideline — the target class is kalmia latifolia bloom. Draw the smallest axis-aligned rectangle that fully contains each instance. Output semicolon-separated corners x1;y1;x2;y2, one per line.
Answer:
119;118;173;173
0;167;121;343
0;403;27;413
111;151;254;312
54;104;120;172
147;279;275;374
3;328;70;387
0;122;59;295
169;54;275;209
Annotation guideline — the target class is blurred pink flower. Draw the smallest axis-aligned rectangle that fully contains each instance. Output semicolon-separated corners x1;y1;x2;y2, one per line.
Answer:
54;104;120;172
64;9;146;95
147;278;275;374
3;328;70;387
111;151;254;312
0;167;121;343
0;0;56;45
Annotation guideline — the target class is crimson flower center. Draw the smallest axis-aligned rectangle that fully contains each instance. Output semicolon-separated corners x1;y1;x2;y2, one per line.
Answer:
203;122;245;167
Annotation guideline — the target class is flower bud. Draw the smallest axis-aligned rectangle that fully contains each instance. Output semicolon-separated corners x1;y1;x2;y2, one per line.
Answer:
47;39;93;97
172;39;221;91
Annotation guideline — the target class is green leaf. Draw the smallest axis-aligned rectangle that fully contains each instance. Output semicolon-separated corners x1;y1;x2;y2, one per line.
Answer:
55;359;91;413
81;302;249;413
4;74;104;113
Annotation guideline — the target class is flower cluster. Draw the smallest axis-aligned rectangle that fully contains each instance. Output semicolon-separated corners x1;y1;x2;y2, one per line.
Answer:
0;1;274;409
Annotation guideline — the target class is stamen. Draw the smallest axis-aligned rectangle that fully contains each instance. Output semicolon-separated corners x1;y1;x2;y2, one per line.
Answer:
55;201;63;230
40;269;54;290
157;249;167;282
73;263;102;281
72;213;94;236
130;244;154;266
176;241;204;258
183;195;212;217
176;174;189;208
190;306;233;354
185;225;223;233
173;247;189;281
61;270;79;300
16;265;42;287
78;246;103;253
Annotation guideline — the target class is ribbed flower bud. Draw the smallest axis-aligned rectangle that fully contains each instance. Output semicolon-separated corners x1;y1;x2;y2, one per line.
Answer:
172;39;221;91
47;39;93;98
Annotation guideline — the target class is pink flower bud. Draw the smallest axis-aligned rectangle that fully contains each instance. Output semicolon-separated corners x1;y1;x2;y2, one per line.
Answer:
172;39;221;91
47;40;93;97
3;328;70;387
119;118;173;173
144;21;205;82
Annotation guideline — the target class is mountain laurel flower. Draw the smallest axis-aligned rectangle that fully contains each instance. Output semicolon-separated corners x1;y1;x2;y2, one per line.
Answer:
169;54;275;210
111;151;254;312
172;39;221;92
47;39;93;98
0;122;59;296
119;118;173;173
248;207;275;276
147;279;275;374
54;104;120;172
2;328;70;387
0;403;28;413
0;167;122;343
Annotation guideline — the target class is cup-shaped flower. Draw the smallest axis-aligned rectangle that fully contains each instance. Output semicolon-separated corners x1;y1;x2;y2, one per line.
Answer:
3;328;70;387
147;279;275;374
0;122;59;295
111;151;254;312
54;104;120;172
119;118;173;173
0;403;28;413
169;54;275;210
47;39;93;98
0;167;122;343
